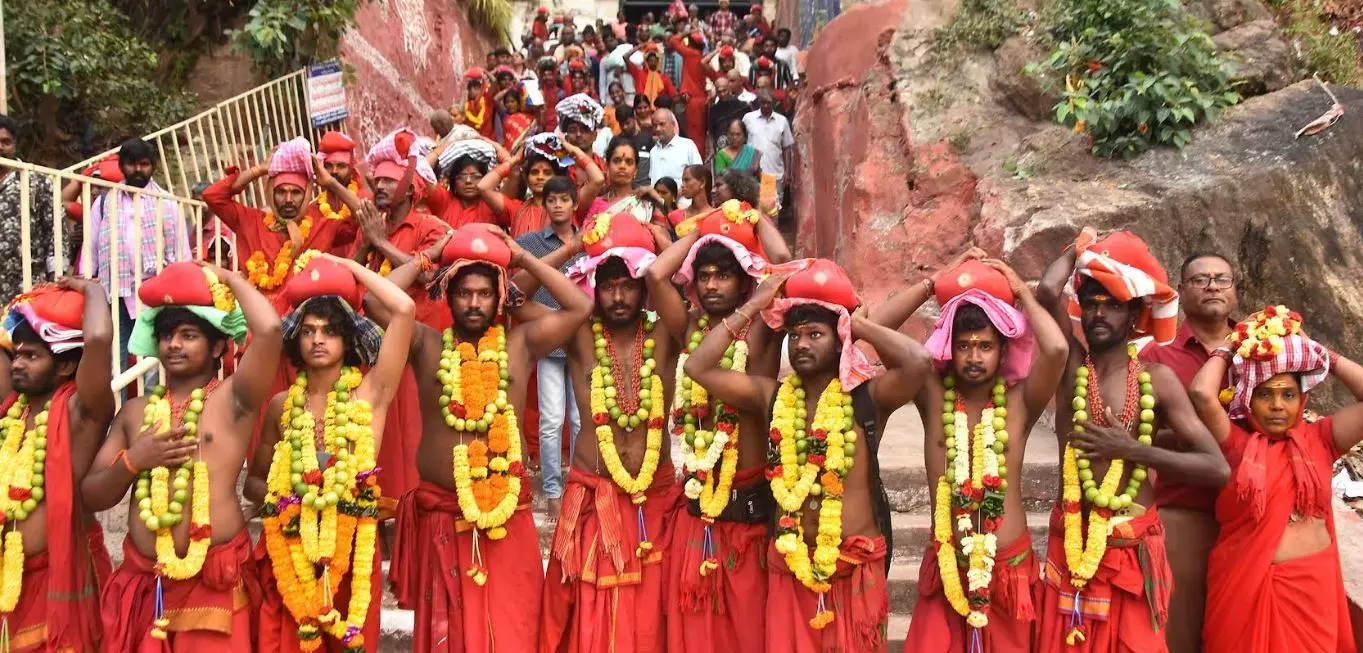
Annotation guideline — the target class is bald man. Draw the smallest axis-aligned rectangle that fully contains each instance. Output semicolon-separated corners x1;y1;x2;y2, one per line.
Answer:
649;108;702;185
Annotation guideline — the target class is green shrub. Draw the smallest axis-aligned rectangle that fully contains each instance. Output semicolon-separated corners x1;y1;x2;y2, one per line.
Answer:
1030;0;1240;158
1267;0;1363;86
934;0;1029;59
229;0;365;78
3;0;197;163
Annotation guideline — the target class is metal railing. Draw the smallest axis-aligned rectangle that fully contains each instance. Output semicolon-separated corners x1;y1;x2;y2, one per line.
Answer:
1;157;236;401
65;69;335;211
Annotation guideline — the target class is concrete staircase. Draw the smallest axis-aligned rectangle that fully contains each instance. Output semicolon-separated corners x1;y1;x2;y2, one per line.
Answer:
95;407;1063;651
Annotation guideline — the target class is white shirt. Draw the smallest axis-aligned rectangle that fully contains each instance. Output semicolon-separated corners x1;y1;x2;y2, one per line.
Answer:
775;45;800;72
743;109;794;179
648;135;702;185
592;128;615;159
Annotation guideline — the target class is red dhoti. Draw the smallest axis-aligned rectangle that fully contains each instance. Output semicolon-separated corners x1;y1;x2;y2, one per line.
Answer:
1036;508;1171;653
376;368;422;515
664;467;768;651
1;526;112;653
540;465;680;653
1202;419;1354;653
100;530;261;653
766;535;890;653
254;537;383;653
389;481;543;653
903;530;1038;652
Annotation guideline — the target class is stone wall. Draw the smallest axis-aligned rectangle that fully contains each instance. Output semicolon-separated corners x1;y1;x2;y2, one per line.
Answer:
340;0;500;149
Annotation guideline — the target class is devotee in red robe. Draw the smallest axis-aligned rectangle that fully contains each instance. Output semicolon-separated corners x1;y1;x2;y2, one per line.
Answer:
1189;307;1361;653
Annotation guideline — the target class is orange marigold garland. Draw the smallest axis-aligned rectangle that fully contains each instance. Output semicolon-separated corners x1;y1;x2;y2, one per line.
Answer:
439;325;522;584
261;368;379;652
247;213;315;290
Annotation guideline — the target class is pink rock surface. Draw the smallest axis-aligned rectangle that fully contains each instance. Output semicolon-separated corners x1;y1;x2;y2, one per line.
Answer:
793;0;986;334
341;0;497;149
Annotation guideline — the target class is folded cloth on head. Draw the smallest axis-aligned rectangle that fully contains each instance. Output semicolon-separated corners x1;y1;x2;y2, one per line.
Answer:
671;233;765;307
281;255;384;365
282;297;383;367
1228;332;1330;421
267;136;315;190
1;286;85;353
128;262;247;357
525;132;576;168
567;248;657;301
437;139;498;178
760;258;882;390
925;288;1033;385
556;94;605;131
367;128;438;186
1065;230;1179;346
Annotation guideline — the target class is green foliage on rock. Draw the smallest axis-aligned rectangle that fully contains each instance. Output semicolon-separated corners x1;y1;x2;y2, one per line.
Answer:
933;0;1029;59
3;0;197;162
1267;0;1363;86
1030;0;1241;159
468;0;514;41
229;0;366;78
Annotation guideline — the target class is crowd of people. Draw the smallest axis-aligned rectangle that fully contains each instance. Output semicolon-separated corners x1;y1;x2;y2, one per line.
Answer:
453;1;800;219
0;9;1355;653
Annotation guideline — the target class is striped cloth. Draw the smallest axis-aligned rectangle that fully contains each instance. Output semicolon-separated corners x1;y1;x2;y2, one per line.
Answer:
1066;231;1179;345
1228;333;1330;420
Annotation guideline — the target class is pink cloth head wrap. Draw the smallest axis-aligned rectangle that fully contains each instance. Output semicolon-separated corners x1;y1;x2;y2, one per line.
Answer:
670;234;766;307
566;247;658;300
759;259;881;390
268;136;315;190
924;288;1034;385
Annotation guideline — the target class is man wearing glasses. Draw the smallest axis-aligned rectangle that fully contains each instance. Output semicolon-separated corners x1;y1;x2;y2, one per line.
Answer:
1139;252;1237;653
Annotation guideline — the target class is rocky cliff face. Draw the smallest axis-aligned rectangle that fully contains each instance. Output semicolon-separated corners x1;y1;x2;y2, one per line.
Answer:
341;0;498;148
793;0;1363;402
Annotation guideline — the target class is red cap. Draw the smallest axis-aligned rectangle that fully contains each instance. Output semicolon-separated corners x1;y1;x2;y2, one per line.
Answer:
464;67;486;81
583;213;656;257
318;131;356;165
934;259;1014;306
784;259;857;310
441;223;512;268
698;204;760;254
285;257;362;309
568;59;587;71
138;262;214;308
537;5;550;14
719;45;735;58
750;4;763;13
756;56;774;69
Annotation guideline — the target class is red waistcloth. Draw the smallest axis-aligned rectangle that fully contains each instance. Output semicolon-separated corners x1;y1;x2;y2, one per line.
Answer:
664;467;769;651
1140;323;1233;513
540;465;680;653
254;535;382;653
1;525;111;653
376;368;422;514
504;198;549;239
1203;418;1354;653
765;535;889;653
903;530;1038;653
388;481;542;652
100;530;260;653
201;170;358;314
0;386;104;653
1036;507;1171;653
352;208;450;330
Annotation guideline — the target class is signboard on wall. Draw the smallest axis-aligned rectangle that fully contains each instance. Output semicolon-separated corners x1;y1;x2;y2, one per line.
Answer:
307;60;348;127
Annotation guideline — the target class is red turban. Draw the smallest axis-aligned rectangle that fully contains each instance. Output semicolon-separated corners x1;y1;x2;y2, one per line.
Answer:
138;262;215;308
697;201;761;254
583;212;656;257
783;258;857;310
440;223;512;269
318;131;356;165
1068;230;1179;345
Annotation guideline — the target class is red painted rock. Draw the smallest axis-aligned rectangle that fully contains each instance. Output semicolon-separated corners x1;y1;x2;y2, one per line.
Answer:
341;0;497;149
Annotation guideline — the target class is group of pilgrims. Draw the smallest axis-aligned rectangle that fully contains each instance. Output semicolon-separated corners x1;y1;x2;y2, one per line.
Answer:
0;117;1353;653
